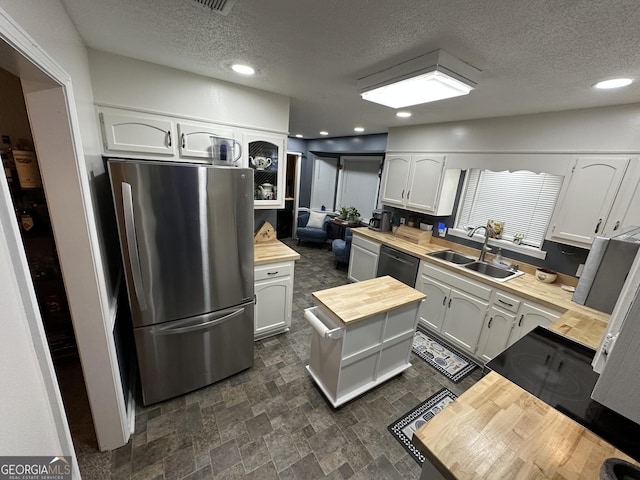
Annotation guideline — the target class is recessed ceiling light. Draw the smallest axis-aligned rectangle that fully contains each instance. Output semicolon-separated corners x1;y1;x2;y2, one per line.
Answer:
354;127;365;133
231;64;256;75
396;111;412;118
594;78;633;89
295;134;303;138
320;131;329;136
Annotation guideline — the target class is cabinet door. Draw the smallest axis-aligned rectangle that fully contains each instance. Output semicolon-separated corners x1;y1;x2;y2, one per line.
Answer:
254;276;292;338
549;157;628;246
380;155;411;207
405;155;444;213
441;288;488;354
244;131;286;209
99;109;175;156
415;275;449;332
508;301;560;346
177;121;236;160
477;305;516;363
347;244;379;282
603;159;640;236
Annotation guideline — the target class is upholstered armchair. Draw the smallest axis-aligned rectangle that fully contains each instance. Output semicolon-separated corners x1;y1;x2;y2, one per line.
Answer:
332;228;353;266
296;211;331;246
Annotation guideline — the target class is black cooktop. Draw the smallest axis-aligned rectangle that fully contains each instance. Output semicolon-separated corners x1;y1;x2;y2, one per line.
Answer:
487;327;640;461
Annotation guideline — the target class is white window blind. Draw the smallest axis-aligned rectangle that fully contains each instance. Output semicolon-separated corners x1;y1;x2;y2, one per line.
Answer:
456;169;563;248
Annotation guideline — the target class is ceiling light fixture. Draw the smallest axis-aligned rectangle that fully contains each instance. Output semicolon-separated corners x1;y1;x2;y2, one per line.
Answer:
319;131;329;136
396;111;412;118
357;49;480;109
354;127;365;132
594;78;633;89
231;64;255;75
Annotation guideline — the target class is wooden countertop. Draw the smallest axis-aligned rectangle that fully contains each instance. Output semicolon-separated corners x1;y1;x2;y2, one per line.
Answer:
352;228;609;323
312;275;426;324
413;371;639;480
254;240;300;265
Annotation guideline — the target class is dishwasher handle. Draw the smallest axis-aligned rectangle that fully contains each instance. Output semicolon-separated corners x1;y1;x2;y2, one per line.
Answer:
304;307;343;340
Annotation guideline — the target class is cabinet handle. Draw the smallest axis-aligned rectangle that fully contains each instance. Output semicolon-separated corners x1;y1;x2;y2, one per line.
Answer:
558;361;564;371
498;299;513;307
545;354;551;365
594;218;602;234
167;130;172;147
266;271;279;276
448;298;452;309
488;317;493;328
401;189;405;199
613;220;621;231
442;296;447;306
407;190;411;199
518;314;523;327
181;133;186;149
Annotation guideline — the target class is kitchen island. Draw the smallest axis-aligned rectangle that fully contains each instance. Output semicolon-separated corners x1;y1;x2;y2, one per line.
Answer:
306;276;425;407
412;316;640;480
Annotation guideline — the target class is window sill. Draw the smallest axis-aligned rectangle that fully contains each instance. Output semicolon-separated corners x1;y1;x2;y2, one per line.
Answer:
448;228;548;260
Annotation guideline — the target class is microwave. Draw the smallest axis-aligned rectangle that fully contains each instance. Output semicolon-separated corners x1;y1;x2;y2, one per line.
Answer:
573;226;640;313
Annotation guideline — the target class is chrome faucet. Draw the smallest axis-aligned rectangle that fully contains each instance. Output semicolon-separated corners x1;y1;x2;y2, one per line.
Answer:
468;225;495;263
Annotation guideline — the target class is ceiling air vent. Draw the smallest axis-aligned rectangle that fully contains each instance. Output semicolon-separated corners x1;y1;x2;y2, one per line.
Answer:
193;0;237;15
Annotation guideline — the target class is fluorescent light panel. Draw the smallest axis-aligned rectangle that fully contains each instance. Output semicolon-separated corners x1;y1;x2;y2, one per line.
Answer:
358;49;479;109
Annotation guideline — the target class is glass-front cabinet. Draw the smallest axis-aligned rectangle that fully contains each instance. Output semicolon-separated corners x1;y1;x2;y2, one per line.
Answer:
243;131;286;209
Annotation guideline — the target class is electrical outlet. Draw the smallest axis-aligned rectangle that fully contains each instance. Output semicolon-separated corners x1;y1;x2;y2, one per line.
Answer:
576;263;585;277
400;217;406;225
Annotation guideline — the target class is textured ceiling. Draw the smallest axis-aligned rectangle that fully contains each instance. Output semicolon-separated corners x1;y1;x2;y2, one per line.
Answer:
61;0;640;139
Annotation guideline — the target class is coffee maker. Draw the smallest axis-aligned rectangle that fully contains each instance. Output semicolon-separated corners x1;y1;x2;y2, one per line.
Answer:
368;209;392;232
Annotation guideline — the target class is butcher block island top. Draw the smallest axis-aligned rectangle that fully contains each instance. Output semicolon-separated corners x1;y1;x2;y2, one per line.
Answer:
311;275;426;324
254;239;300;265
412;315;639;480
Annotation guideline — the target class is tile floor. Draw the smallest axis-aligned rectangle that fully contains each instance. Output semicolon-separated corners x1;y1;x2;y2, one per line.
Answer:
65;239;483;479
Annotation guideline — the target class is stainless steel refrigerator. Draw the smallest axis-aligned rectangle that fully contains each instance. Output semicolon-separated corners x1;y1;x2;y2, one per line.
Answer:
107;158;255;405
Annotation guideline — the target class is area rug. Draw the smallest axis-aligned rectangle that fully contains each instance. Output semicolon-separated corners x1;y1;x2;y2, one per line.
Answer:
412;327;478;383
387;388;457;465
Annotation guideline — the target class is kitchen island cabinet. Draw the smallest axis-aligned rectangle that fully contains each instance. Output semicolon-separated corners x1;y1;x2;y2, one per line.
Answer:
305;276;425;407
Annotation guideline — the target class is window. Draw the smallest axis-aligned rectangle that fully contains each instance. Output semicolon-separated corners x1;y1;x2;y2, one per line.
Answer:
456;169;563;249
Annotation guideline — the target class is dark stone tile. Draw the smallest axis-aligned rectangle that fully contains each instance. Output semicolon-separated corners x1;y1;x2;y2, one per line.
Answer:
271;402;312;433
289;452;325;479
214;401;253;432
130;461;164;480
307;424;348;456
131;433;191;473
393;456;421;479
242;461;279;480
177;402;204;436
264;428;301;472
239;437;271;473
339;461;355;479
341;440;373;473
209;439;241;476
244;412;273;441
163;445;195;480
111;442;132;470
182;465;213;480
363;455;405;479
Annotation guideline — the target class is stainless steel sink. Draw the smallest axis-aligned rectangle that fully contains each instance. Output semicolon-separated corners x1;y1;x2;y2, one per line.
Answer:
463;261;524;282
427;250;477;265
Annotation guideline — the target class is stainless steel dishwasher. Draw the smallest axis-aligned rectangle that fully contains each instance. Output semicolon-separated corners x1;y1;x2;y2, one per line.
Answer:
376;245;420;286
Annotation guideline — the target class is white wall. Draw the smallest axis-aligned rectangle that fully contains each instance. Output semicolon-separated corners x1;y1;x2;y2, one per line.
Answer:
88;50;290;134
0;0;129;454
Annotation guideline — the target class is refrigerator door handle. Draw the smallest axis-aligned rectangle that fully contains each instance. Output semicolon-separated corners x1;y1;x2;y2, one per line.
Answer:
151;308;243;335
122;182;148;311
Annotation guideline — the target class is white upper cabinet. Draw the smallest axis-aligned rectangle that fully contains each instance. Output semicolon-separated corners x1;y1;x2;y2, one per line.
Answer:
602;160;640;236
177;121;238;161
547;157;629;247
379;155;411;206
243;130;287;209
380;153;460;216
100;108;175;156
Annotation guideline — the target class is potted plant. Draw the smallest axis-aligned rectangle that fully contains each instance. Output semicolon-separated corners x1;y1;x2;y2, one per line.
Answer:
337;206;360;223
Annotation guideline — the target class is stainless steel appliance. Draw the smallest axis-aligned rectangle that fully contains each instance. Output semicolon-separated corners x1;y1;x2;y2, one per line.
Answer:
108;159;255;405
573;226;640;313
376;244;420;286
368;209;392;232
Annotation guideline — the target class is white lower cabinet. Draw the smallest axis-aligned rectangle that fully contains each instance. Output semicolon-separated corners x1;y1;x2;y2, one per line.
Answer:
507;301;561;347
476;305;517;363
254;261;294;340
348;235;381;282
417;262;491;355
